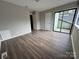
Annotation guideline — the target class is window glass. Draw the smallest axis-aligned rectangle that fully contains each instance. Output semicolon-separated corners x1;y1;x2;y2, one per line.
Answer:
77;17;79;25
63;10;75;23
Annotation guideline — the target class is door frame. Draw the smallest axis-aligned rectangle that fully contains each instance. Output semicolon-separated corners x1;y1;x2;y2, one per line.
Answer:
30;15;34;31
53;8;77;34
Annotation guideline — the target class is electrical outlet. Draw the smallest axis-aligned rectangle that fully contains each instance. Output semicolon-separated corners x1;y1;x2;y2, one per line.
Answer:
1;52;7;59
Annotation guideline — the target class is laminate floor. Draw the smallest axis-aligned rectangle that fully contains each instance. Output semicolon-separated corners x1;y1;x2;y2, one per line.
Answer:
1;31;74;59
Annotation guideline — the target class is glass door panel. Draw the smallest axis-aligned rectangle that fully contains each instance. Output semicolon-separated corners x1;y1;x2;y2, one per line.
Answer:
61;22;71;33
54;9;76;33
54;13;61;31
61;9;75;33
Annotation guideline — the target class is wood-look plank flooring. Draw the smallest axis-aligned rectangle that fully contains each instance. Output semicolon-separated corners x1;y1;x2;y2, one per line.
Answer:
1;31;74;59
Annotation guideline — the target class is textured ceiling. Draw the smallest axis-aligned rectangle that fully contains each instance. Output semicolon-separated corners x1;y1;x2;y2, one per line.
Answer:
2;0;77;11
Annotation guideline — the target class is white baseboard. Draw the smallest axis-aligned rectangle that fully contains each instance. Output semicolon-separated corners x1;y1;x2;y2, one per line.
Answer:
71;35;77;59
12;31;31;39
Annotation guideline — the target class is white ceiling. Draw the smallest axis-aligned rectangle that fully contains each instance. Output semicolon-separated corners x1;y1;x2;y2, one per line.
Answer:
2;0;77;11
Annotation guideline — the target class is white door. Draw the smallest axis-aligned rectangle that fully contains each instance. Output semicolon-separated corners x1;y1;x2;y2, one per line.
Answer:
45;13;52;30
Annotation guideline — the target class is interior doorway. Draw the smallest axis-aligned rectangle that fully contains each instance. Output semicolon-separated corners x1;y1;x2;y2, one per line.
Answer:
53;8;77;34
30;15;34;31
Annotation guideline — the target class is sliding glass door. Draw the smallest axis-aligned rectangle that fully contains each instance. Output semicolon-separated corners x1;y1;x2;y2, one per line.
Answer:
54;9;76;33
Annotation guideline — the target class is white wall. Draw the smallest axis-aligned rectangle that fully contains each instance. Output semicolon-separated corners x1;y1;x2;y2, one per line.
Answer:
71;9;79;59
36;12;40;30
40;12;45;30
33;12;40;30
40;12;53;30
0;1;31;39
72;26;79;59
45;12;52;30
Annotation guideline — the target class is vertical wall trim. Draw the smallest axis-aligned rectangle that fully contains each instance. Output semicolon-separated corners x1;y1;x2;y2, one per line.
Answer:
71;35;77;59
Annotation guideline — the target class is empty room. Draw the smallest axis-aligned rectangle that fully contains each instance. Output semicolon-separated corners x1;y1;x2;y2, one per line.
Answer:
0;0;79;59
